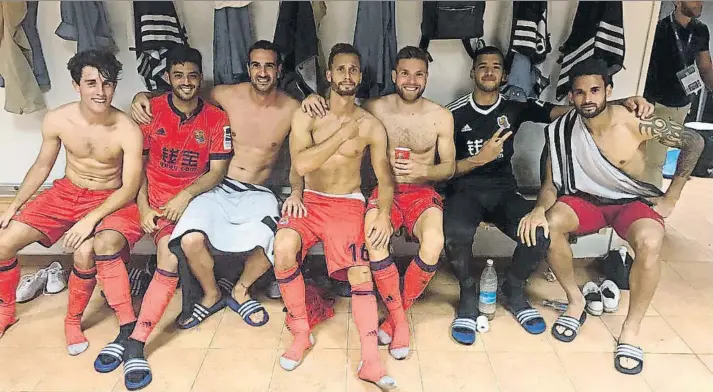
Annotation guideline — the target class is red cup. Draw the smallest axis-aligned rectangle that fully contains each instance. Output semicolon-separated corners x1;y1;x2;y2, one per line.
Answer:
395;147;411;160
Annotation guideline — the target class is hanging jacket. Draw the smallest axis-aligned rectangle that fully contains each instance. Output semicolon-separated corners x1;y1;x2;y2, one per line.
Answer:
555;2;625;100
0;2;45;114
132;1;189;91
213;1;253;85
353;1;397;99
312;1;328;94
0;1;49;91
273;1;319;100
504;1;551;100
55;1;116;53
419;1;486;61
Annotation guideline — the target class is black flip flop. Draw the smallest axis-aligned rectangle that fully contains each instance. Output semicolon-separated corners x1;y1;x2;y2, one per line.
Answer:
551;311;587;343
614;342;644;375
176;298;226;330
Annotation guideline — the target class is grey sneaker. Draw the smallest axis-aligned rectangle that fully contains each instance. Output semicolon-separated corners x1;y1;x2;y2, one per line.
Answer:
44;261;66;294
17;269;48;302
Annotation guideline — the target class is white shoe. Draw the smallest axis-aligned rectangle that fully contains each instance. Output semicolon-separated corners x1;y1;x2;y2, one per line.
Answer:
582;281;603;316
16;269;48;303
44;261;66;294
600;280;621;313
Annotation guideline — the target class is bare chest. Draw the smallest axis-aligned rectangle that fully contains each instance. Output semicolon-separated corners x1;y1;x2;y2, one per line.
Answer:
61;127;122;164
313;127;367;159
591;129;644;170
227;107;291;152
381;115;438;154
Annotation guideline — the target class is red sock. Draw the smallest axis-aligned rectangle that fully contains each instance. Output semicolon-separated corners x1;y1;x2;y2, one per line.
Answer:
351;281;381;367
95;252;136;325
370;257;408;348
0;258;20;330
276;264;312;361
402;255;437;311
65;266;97;346
130;269;178;342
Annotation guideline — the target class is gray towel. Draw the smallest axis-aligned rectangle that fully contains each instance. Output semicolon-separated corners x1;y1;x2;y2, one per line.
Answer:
0;1;49;91
353;1;397;99
55;1;116;53
213;3;253;85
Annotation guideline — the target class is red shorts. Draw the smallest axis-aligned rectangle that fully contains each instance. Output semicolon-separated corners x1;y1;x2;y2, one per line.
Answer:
13;178;144;248
119;207;175;245
277;190;367;281
558;195;664;239
366;184;443;237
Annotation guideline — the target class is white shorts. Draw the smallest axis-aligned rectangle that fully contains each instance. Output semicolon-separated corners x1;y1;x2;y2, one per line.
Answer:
169;178;281;263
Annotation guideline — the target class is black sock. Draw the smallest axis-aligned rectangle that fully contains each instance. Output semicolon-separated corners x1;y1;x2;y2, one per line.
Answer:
502;275;531;312
457;278;479;319
98;321;136;365
124;338;148;383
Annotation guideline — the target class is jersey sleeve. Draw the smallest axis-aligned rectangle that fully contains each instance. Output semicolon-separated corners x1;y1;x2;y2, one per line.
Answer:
522;99;556;124
139;122;152;155
209;111;234;161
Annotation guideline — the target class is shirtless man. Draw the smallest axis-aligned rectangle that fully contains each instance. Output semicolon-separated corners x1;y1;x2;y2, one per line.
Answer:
96;47;233;391
302;46;455;360
519;59;704;375
0;50;144;344
131;40;301;329
275;43;397;390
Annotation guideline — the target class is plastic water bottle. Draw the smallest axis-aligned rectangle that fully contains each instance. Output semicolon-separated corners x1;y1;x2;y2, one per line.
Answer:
479;259;497;320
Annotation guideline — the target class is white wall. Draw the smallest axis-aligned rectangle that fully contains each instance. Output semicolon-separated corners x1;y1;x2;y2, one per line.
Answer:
1;1;660;186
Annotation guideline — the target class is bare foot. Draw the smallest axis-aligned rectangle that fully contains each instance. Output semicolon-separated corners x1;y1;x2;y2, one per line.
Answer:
617;321;643;371
232;282;264;324
554;294;586;339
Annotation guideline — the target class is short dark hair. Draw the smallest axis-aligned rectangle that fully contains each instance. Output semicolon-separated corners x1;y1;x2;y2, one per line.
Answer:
166;46;203;74
395;46;430;69
569;58;612;90
248;40;281;66
67;49;122;84
328;43;361;70
472;46;505;68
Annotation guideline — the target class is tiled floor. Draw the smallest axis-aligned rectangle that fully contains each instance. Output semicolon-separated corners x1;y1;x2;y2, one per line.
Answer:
1;179;713;391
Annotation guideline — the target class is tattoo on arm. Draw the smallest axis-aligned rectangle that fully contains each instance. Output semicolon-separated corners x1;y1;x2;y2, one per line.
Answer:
638;116;705;178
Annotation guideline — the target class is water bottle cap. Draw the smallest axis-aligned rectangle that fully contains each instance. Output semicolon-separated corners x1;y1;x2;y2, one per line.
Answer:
486;259;494;266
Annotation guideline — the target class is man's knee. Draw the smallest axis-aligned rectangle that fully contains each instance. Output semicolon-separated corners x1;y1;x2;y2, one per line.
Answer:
73;239;95;270
347;265;372;285
180;232;207;254
419;228;444;264
273;230;300;271
93;231;126;256
546;204;577;235
157;249;178;273
629;229;663;268
517;226;551;250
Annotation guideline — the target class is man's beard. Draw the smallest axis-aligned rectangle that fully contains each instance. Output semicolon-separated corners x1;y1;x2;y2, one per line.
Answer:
474;78;500;93
332;81;357;97
251;77;277;94
172;86;198;101
682;5;701;18
396;85;424;103
576;101;606;119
